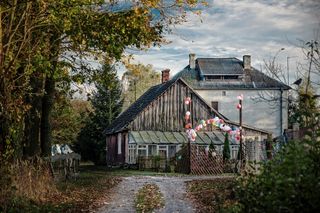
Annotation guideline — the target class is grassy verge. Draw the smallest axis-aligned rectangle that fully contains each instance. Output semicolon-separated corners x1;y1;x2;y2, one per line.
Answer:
187;178;237;213
2;165;121;213
135;184;164;213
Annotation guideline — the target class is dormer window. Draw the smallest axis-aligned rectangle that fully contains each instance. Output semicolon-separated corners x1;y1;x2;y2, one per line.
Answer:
205;75;239;80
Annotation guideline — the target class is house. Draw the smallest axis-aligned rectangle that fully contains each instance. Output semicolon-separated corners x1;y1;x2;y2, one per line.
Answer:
104;70;269;167
176;54;291;137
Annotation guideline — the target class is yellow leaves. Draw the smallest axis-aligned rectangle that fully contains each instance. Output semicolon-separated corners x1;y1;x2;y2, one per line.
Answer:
135;183;164;213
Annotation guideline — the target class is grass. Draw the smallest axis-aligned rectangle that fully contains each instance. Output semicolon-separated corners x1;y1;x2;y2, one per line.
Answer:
135;183;164;213
2;164;121;213
187;177;237;213
82;164;190;177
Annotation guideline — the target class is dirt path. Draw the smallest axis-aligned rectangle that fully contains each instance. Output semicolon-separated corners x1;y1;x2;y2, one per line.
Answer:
97;175;231;213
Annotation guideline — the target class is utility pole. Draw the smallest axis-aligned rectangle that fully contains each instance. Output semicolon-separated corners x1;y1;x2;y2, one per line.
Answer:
239;98;243;170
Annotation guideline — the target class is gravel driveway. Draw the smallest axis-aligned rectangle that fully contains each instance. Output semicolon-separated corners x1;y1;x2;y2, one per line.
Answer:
97;175;230;213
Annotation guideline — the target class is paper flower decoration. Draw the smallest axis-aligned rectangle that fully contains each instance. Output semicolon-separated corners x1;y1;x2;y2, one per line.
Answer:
184;97;191;105
185;123;192;129
236;104;242;109
237;94;244;100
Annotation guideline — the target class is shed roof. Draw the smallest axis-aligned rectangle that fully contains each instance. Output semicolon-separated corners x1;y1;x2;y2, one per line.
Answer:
128;131;235;145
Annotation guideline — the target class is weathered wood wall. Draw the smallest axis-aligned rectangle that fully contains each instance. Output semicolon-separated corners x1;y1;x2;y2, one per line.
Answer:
106;133;127;165
130;80;217;132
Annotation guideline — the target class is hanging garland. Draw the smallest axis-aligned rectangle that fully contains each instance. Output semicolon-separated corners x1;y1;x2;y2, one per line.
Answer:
184;95;244;143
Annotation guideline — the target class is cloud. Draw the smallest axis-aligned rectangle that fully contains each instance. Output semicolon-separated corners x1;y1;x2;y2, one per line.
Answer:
123;0;320;85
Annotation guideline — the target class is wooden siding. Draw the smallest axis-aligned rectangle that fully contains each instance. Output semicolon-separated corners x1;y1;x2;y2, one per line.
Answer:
130;80;217;132
106;132;127;165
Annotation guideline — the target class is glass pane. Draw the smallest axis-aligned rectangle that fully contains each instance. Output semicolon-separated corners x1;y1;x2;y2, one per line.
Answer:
159;150;167;158
159;145;167;150
148;145;157;156
138;149;147;157
169;146;176;158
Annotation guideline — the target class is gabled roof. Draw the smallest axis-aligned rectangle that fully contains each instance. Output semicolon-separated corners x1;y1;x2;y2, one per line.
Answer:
104;77;270;135
104;78;177;135
173;57;291;90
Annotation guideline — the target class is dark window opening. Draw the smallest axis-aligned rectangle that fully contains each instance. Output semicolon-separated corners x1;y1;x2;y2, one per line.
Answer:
205;75;239;80
224;75;239;79
211;101;219;111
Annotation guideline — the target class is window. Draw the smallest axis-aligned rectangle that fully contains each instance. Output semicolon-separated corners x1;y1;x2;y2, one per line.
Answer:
211;101;219;111
169;146;177;158
117;133;122;154
137;145;147;157
148;145;157;156
205;75;222;80
224;75;239;79
205;75;239;80
158;145;167;158
231;145;239;159
128;144;136;164
222;91;226;96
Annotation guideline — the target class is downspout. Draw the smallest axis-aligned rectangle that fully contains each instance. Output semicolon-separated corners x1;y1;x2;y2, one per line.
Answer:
280;88;283;136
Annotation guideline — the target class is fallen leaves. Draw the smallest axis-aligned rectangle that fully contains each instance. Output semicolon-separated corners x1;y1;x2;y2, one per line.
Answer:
135;183;164;213
186;178;237;213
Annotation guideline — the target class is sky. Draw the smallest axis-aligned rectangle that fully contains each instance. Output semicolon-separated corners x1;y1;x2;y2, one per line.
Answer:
122;0;320;86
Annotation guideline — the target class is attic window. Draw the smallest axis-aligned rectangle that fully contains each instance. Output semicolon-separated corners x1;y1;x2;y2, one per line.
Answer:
224;75;239;79
211;101;219;111
205;75;239;80
205;75;222;80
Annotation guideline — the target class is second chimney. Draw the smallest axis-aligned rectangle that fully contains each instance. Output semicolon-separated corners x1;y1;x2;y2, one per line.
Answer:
189;53;196;69
161;69;170;83
243;55;251;70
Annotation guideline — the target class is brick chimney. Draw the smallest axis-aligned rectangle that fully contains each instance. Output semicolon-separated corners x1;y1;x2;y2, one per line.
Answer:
161;69;170;83
243;55;251;70
189;53;196;69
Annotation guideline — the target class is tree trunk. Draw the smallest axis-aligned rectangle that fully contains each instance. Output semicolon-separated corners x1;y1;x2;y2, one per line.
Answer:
24;73;44;157
40;74;55;156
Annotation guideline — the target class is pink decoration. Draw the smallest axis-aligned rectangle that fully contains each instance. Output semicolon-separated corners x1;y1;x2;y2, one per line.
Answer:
185;123;192;129
184;97;191;105
186;111;191;116
237;94;244;100
236;104;242;109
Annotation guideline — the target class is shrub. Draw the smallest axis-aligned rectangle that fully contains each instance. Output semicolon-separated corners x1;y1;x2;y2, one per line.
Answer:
0;158;58;212
234;137;320;212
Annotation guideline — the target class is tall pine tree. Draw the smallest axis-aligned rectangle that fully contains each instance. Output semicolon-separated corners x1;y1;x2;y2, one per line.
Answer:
76;62;123;164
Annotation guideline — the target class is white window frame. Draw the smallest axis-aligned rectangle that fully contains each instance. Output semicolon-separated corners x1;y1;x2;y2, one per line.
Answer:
117;133;122;154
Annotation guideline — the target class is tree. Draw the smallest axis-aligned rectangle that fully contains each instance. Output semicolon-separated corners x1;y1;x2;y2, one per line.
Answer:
223;132;230;162
0;1;50;160
76;62;123;164
234;133;320;212
1;0;206;160
122;63;160;110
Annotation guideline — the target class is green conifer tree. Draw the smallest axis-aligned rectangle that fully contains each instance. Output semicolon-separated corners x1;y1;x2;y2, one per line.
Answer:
223;132;231;162
76;62;123;164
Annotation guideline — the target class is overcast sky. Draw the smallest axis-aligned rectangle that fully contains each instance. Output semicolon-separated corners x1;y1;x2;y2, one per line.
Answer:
122;0;320;85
